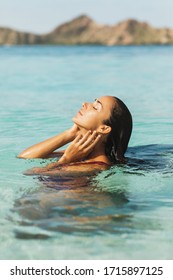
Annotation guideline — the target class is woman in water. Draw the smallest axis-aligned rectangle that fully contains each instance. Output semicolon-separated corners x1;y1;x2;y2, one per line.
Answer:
18;96;132;175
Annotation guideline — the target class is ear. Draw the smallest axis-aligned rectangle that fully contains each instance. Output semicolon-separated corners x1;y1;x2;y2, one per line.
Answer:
97;124;111;135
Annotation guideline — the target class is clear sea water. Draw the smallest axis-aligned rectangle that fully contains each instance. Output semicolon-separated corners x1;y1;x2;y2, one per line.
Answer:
0;46;173;260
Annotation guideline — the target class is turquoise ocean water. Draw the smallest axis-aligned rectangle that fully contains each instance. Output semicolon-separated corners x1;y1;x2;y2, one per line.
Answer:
0;46;173;259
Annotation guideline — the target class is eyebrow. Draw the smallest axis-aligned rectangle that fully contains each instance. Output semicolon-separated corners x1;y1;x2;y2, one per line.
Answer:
95;99;103;108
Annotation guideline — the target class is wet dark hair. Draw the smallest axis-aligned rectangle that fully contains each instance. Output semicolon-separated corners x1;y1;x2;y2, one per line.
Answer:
104;97;132;164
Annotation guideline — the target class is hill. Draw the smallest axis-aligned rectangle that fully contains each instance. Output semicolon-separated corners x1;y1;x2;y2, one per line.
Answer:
1;15;173;45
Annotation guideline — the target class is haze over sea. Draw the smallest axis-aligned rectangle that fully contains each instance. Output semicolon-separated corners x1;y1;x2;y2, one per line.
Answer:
0;45;173;259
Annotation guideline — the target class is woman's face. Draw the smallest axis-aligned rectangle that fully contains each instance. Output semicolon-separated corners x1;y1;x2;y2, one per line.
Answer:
73;96;115;131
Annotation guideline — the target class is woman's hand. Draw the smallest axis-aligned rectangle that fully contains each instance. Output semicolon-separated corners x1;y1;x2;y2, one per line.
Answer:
58;130;101;164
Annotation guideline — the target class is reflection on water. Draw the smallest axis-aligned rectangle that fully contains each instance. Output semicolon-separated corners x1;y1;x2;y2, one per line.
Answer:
12;144;173;240
13;176;130;239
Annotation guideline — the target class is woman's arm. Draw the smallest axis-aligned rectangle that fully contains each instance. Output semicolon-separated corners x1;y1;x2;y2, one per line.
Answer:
17;125;78;159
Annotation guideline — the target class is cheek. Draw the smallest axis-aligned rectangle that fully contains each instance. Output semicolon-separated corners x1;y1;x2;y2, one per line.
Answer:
73;113;100;130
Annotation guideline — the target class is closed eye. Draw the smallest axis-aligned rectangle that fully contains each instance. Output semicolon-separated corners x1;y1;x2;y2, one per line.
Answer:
93;99;102;110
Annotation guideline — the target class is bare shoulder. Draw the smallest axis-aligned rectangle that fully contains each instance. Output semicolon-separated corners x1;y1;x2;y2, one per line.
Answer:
25;161;110;177
59;161;109;173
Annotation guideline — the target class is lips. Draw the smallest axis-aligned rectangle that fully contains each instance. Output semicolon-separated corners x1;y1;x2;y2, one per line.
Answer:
78;110;83;116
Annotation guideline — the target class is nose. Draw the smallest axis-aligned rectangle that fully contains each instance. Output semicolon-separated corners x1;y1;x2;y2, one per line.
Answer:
82;102;88;109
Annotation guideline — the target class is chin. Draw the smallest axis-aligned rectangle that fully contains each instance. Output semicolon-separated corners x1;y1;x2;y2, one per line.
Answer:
72;117;87;130
72;116;81;126
72;116;78;123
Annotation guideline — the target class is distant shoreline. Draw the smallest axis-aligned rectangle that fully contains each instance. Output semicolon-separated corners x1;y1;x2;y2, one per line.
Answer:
1;44;173;48
1;15;173;46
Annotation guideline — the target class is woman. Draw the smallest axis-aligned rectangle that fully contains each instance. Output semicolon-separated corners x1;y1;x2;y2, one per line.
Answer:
18;96;132;175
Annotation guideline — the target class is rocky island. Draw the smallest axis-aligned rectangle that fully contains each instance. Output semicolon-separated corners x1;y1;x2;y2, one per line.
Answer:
1;15;173;46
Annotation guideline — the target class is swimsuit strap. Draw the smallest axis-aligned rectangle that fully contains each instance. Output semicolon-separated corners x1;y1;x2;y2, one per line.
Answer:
82;161;111;166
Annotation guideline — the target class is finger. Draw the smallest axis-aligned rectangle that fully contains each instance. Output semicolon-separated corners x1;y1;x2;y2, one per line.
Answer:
72;134;82;144
87;134;101;149
82;131;99;148
77;130;92;145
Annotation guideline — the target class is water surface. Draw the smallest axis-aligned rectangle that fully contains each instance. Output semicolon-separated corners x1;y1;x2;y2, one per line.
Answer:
0;46;173;259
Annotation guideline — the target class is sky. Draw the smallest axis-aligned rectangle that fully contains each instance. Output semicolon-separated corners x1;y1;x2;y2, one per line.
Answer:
1;0;173;34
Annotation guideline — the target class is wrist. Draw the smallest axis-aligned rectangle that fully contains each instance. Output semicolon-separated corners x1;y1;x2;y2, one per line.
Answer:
60;129;73;143
67;127;77;141
58;154;69;164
